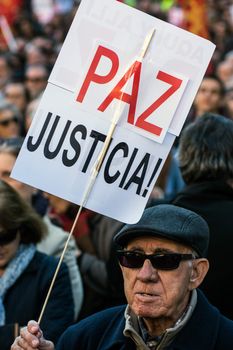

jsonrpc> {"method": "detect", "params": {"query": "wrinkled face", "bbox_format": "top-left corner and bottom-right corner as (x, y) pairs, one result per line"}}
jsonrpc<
(121, 236), (194, 321)
(0, 232), (20, 273)
(194, 78), (222, 115)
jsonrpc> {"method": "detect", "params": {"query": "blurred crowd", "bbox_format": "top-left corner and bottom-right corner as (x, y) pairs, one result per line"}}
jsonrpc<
(0, 1), (233, 141)
(1, 0), (233, 349)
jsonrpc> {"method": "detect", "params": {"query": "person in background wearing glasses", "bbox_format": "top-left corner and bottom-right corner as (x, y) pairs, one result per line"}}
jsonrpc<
(11, 204), (233, 350)
(0, 100), (21, 139)
(3, 82), (31, 136)
(0, 180), (74, 350)
(24, 64), (48, 100)
(0, 140), (84, 321)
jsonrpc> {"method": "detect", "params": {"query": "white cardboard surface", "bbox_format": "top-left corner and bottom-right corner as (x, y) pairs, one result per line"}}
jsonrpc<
(11, 0), (215, 223)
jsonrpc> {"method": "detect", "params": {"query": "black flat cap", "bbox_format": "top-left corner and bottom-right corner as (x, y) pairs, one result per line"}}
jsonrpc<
(114, 204), (209, 257)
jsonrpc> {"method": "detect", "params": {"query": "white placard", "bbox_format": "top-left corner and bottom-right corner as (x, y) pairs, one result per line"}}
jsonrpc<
(49, 0), (215, 138)
(12, 84), (174, 223)
(11, 0), (215, 223)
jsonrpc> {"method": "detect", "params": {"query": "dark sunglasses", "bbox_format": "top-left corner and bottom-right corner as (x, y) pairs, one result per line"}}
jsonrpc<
(116, 250), (195, 270)
(0, 116), (19, 127)
(0, 229), (18, 245)
(26, 77), (46, 83)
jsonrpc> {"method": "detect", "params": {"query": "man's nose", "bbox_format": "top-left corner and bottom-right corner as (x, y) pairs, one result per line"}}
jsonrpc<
(137, 259), (159, 281)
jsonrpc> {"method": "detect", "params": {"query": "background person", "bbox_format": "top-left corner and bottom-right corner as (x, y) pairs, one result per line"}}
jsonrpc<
(0, 180), (74, 350)
(11, 205), (233, 350)
(183, 74), (225, 128)
(24, 64), (48, 100)
(3, 81), (30, 136)
(43, 193), (127, 320)
(0, 140), (84, 320)
(0, 101), (21, 139)
(163, 113), (233, 319)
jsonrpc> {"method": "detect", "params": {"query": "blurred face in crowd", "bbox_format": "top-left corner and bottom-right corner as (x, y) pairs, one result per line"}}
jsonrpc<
(0, 229), (20, 275)
(120, 236), (208, 335)
(0, 108), (20, 138)
(25, 97), (40, 132)
(194, 77), (223, 116)
(4, 82), (28, 113)
(0, 151), (34, 202)
(25, 65), (48, 99)
(0, 56), (11, 89)
(137, 0), (151, 12)
(25, 44), (46, 65)
(225, 88), (233, 119)
(216, 61), (233, 84)
(44, 193), (70, 214)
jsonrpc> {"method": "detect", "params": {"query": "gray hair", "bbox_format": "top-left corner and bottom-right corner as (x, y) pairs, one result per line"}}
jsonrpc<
(179, 113), (233, 184)
(0, 99), (21, 119)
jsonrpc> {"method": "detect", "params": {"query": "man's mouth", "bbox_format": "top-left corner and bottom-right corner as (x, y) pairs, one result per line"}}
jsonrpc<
(135, 292), (159, 300)
(140, 293), (155, 296)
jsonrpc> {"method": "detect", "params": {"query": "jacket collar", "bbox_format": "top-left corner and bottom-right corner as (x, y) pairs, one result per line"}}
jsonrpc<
(171, 289), (221, 350)
(97, 290), (221, 350)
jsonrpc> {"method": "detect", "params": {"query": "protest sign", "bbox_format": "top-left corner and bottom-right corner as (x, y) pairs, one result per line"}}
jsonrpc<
(0, 15), (18, 52)
(11, 0), (215, 223)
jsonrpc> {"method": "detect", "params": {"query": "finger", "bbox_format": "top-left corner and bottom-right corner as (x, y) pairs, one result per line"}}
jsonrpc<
(18, 335), (39, 349)
(10, 336), (24, 350)
(11, 336), (36, 350)
(27, 321), (42, 337)
(19, 328), (40, 348)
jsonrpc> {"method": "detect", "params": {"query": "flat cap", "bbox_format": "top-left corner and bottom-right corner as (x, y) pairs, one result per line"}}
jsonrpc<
(114, 204), (209, 257)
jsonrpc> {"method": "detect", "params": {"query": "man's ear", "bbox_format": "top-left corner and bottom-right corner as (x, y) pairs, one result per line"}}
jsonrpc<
(188, 258), (209, 290)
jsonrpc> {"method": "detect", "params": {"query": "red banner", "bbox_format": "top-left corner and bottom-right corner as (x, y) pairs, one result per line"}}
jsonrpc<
(0, 0), (22, 25)
(178, 0), (209, 39)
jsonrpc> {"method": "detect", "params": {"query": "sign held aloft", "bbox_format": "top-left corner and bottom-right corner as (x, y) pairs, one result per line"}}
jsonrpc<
(11, 0), (215, 223)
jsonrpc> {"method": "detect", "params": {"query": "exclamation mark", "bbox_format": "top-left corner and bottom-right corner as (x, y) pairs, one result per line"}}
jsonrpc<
(142, 158), (162, 197)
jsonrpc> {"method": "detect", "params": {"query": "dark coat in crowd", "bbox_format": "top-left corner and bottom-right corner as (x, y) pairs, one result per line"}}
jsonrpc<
(56, 289), (233, 350)
(166, 180), (233, 320)
(78, 215), (125, 320)
(0, 251), (74, 350)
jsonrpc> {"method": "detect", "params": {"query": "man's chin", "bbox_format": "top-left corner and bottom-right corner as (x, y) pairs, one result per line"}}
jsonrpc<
(132, 303), (162, 319)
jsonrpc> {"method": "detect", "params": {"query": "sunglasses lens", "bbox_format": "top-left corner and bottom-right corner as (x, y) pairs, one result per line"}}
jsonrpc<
(151, 254), (180, 270)
(0, 116), (18, 127)
(117, 251), (186, 270)
(118, 252), (144, 268)
(0, 229), (18, 245)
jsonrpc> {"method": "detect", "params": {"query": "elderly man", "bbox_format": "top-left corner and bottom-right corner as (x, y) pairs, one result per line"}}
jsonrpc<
(11, 204), (233, 350)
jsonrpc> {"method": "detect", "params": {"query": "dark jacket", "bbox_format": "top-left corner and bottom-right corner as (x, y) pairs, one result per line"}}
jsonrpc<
(0, 251), (74, 350)
(165, 180), (233, 319)
(56, 289), (233, 350)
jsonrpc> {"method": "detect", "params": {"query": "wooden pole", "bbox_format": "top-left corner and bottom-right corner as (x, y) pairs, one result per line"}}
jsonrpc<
(37, 28), (155, 325)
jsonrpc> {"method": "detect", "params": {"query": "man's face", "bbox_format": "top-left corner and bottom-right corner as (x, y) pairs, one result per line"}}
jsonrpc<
(25, 66), (47, 99)
(121, 236), (194, 321)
